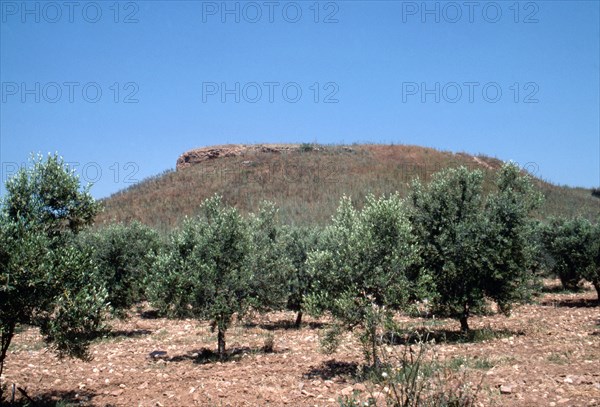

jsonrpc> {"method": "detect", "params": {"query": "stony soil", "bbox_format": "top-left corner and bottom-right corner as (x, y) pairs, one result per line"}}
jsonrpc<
(2, 282), (599, 406)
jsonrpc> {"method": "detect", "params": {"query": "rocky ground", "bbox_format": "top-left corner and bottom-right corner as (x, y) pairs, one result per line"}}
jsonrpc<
(2, 281), (599, 406)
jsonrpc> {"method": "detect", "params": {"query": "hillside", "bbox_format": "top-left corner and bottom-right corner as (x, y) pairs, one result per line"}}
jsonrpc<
(97, 144), (600, 232)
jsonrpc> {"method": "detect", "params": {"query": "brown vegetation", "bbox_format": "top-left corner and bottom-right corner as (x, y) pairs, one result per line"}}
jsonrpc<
(97, 144), (600, 232)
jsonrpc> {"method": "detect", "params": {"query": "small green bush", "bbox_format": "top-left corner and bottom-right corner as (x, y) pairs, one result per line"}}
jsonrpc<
(340, 339), (484, 407)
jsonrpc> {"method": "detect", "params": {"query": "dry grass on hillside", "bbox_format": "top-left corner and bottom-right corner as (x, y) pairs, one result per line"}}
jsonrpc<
(97, 144), (600, 232)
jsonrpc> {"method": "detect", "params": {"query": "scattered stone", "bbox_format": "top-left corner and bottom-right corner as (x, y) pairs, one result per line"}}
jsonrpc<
(149, 350), (168, 359)
(354, 383), (367, 392)
(301, 389), (315, 397)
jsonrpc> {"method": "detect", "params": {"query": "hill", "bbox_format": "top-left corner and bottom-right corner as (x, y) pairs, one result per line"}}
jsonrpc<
(97, 144), (600, 232)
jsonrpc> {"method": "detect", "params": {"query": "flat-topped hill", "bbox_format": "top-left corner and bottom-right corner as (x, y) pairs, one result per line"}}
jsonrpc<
(97, 144), (599, 232)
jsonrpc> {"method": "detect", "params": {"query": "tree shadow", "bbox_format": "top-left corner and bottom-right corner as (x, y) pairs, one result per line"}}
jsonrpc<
(382, 327), (524, 345)
(592, 319), (600, 336)
(540, 298), (599, 308)
(243, 319), (325, 331)
(303, 359), (359, 380)
(165, 345), (286, 365)
(1, 388), (101, 406)
(106, 329), (153, 338)
(540, 285), (585, 294)
(139, 309), (161, 319)
(92, 328), (152, 342)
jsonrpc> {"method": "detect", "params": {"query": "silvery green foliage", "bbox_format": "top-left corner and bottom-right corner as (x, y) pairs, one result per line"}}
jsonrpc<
(306, 194), (419, 366)
(410, 166), (486, 332)
(0, 154), (107, 399)
(542, 215), (599, 299)
(148, 195), (254, 356)
(78, 222), (162, 316)
(4, 154), (99, 240)
(37, 243), (108, 358)
(245, 202), (293, 312)
(282, 224), (323, 326)
(483, 163), (543, 312)
(589, 222), (600, 300)
(410, 164), (541, 331)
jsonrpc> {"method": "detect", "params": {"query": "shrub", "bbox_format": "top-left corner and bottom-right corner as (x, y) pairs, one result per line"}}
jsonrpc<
(340, 338), (484, 407)
(299, 143), (315, 152)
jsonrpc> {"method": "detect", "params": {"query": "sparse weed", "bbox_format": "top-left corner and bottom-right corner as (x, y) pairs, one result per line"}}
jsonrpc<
(154, 328), (169, 340)
(340, 339), (488, 407)
(547, 351), (572, 365)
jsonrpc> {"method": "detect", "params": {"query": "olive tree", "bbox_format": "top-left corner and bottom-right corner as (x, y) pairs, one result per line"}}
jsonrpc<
(282, 225), (323, 327)
(4, 154), (98, 240)
(588, 222), (600, 300)
(0, 154), (107, 399)
(410, 167), (487, 332)
(410, 164), (540, 332)
(306, 195), (419, 367)
(149, 196), (253, 357)
(542, 216), (599, 299)
(245, 202), (293, 313)
(78, 222), (162, 316)
(483, 164), (543, 312)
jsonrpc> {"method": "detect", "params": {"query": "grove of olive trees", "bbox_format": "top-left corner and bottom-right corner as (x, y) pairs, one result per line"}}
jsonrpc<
(1, 156), (598, 403)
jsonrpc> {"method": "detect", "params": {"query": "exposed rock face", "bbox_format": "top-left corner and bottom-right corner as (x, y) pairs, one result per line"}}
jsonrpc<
(176, 144), (303, 170)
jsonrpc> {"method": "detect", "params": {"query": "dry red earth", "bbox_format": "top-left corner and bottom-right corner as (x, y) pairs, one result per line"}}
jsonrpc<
(2, 282), (599, 406)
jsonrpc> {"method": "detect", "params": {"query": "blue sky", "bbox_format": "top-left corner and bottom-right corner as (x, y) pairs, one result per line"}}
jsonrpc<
(1, 0), (599, 198)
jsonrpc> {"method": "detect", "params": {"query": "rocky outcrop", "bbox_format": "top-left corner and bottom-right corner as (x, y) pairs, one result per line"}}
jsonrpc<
(176, 144), (304, 170)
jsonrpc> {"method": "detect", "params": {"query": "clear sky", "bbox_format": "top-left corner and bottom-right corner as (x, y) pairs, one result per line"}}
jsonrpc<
(1, 0), (599, 198)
